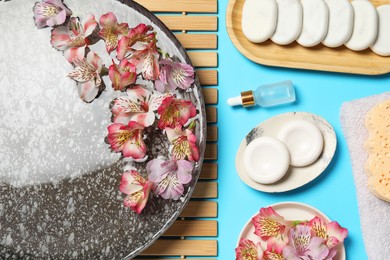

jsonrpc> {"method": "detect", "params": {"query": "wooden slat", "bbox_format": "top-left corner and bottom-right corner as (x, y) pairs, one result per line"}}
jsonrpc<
(188, 52), (218, 67)
(163, 220), (217, 237)
(204, 143), (217, 160)
(200, 162), (218, 180)
(206, 106), (217, 123)
(197, 70), (218, 86)
(176, 34), (217, 49)
(203, 88), (218, 104)
(192, 182), (218, 198)
(141, 239), (217, 256)
(135, 0), (217, 13)
(158, 16), (217, 31)
(206, 125), (218, 142)
(180, 201), (217, 218)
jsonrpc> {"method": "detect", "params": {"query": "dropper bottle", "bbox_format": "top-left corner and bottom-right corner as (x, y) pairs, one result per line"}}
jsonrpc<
(227, 80), (296, 107)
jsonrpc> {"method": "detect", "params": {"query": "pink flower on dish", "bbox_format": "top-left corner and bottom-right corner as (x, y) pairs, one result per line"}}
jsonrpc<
(68, 51), (104, 102)
(252, 207), (289, 242)
(155, 59), (195, 92)
(33, 0), (72, 28)
(116, 23), (156, 60)
(111, 85), (166, 127)
(108, 59), (137, 91)
(99, 12), (129, 53)
(235, 239), (263, 260)
(157, 96), (197, 129)
(309, 216), (348, 249)
(50, 15), (98, 63)
(263, 238), (286, 260)
(107, 121), (146, 159)
(282, 225), (329, 260)
(126, 43), (160, 80)
(146, 158), (193, 200)
(166, 127), (199, 162)
(119, 170), (151, 214)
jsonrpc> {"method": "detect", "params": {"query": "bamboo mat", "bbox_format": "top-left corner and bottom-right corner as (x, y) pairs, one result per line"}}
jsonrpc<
(133, 0), (218, 259)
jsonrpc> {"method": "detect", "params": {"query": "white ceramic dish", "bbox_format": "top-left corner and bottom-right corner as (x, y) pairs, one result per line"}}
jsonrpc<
(236, 112), (337, 193)
(236, 202), (346, 260)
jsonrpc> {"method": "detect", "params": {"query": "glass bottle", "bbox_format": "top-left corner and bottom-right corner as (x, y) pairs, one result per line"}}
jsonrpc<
(227, 80), (296, 107)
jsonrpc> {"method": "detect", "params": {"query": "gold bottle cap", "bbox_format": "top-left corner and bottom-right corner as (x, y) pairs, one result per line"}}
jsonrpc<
(241, 90), (255, 107)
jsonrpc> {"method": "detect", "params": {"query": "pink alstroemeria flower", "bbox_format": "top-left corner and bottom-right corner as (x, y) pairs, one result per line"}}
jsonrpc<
(119, 170), (151, 214)
(252, 207), (290, 242)
(283, 225), (330, 260)
(155, 59), (195, 92)
(309, 216), (348, 250)
(146, 158), (193, 200)
(166, 127), (199, 162)
(99, 12), (129, 53)
(33, 0), (72, 28)
(51, 15), (98, 63)
(235, 239), (263, 260)
(157, 96), (197, 129)
(111, 85), (165, 126)
(126, 43), (160, 81)
(68, 51), (104, 102)
(116, 23), (156, 60)
(263, 238), (286, 260)
(108, 59), (137, 91)
(107, 121), (146, 159)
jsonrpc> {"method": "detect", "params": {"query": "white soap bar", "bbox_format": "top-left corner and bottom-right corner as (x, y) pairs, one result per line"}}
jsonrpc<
(241, 0), (278, 43)
(345, 0), (378, 51)
(243, 137), (290, 184)
(297, 0), (329, 47)
(271, 0), (303, 45)
(323, 0), (354, 48)
(277, 120), (323, 167)
(371, 5), (390, 56)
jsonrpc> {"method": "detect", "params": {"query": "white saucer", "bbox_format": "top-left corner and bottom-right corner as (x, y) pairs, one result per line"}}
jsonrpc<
(236, 202), (346, 260)
(236, 112), (337, 193)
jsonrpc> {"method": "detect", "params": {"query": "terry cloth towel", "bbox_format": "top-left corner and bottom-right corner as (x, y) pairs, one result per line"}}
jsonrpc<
(340, 92), (390, 260)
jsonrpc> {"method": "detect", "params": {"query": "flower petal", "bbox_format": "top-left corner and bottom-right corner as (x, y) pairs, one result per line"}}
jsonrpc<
(78, 80), (99, 103)
(306, 237), (329, 260)
(63, 46), (85, 63)
(252, 206), (288, 241)
(119, 171), (143, 195)
(326, 221), (348, 248)
(176, 160), (193, 184)
(99, 12), (118, 28)
(235, 239), (263, 260)
(82, 14), (98, 36)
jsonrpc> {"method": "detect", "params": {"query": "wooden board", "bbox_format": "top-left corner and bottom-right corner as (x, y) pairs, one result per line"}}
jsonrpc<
(226, 0), (390, 75)
(133, 1), (219, 258)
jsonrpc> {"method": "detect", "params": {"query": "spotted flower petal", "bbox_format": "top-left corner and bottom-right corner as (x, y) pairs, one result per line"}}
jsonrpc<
(283, 225), (329, 260)
(146, 159), (194, 200)
(107, 121), (146, 159)
(309, 216), (348, 249)
(157, 96), (197, 129)
(263, 238), (286, 260)
(68, 51), (104, 102)
(108, 59), (136, 91)
(99, 12), (129, 53)
(33, 0), (72, 29)
(116, 23), (155, 59)
(252, 207), (289, 242)
(127, 46), (160, 80)
(51, 15), (98, 63)
(67, 51), (104, 102)
(235, 239), (263, 260)
(166, 127), (199, 162)
(155, 59), (195, 92)
(111, 85), (165, 126)
(120, 170), (151, 214)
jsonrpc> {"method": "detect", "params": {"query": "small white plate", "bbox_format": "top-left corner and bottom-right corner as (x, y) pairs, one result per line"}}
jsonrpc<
(236, 112), (337, 192)
(237, 202), (346, 260)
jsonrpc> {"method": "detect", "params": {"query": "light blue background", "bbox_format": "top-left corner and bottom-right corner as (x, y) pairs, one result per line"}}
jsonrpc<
(217, 0), (390, 259)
